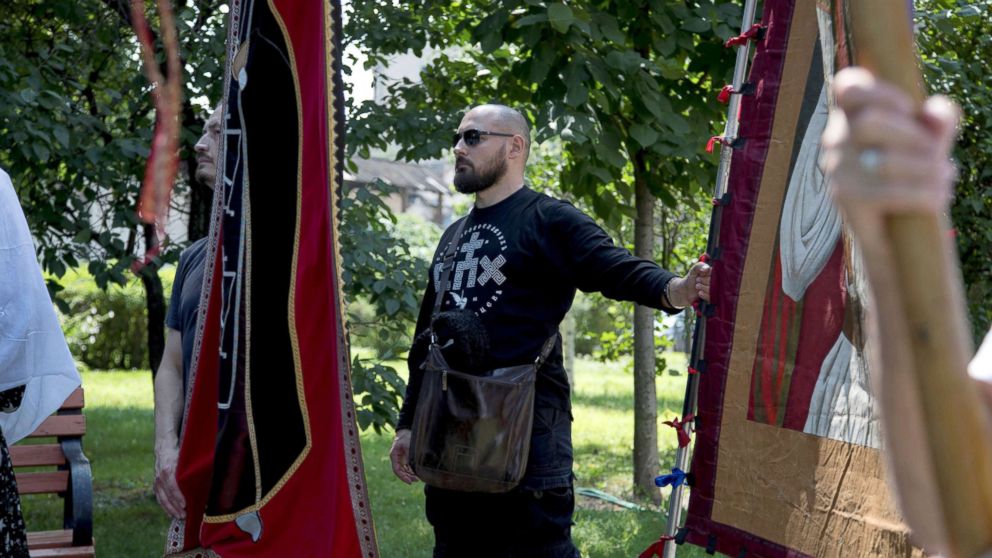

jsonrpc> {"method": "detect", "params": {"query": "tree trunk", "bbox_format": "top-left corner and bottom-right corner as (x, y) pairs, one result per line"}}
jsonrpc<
(562, 310), (576, 388)
(187, 178), (212, 241)
(141, 223), (167, 376)
(632, 152), (660, 504)
(183, 101), (212, 242)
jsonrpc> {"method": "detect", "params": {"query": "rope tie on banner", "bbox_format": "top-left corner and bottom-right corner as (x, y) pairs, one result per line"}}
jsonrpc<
(717, 82), (756, 104)
(693, 300), (716, 318)
(711, 192), (733, 206)
(688, 360), (707, 375)
(655, 467), (688, 488)
(724, 23), (766, 48)
(663, 414), (696, 447)
(706, 136), (726, 153)
(638, 535), (676, 558)
(706, 135), (745, 154)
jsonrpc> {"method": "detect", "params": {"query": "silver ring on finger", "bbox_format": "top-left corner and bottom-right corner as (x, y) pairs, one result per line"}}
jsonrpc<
(858, 148), (884, 175)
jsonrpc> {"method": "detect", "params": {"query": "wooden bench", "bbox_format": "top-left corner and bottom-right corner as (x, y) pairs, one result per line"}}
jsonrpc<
(12, 387), (94, 558)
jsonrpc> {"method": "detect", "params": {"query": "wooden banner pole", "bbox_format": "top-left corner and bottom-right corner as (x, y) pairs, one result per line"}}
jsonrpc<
(849, 3), (992, 556)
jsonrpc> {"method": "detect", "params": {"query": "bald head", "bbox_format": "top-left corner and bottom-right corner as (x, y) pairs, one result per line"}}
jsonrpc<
(466, 104), (531, 161)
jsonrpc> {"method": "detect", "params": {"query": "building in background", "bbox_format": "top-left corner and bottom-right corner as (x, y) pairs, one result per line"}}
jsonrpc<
(348, 42), (459, 226)
(344, 157), (451, 226)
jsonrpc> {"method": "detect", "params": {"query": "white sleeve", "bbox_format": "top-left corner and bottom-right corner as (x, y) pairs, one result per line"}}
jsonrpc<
(0, 169), (81, 444)
(968, 330), (992, 384)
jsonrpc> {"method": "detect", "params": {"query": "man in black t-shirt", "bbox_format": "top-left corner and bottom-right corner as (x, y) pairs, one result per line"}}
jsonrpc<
(152, 104), (222, 520)
(390, 104), (711, 557)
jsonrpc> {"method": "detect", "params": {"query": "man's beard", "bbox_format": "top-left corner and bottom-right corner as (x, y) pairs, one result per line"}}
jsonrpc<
(195, 163), (215, 186)
(453, 151), (507, 194)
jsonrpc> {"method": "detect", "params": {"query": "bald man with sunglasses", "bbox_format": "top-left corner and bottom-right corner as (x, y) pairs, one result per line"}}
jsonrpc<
(390, 104), (710, 558)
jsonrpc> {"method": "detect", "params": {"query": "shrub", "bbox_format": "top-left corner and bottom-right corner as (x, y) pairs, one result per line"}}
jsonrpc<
(57, 267), (175, 370)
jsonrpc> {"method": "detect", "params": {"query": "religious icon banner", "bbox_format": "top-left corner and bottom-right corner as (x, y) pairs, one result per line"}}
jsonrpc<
(682, 1), (922, 556)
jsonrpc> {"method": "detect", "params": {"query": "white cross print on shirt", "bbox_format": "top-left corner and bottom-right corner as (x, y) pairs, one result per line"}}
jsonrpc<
(452, 232), (485, 290)
(478, 254), (506, 286)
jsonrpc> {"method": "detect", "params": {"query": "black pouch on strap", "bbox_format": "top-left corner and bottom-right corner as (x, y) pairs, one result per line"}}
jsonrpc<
(410, 335), (555, 493)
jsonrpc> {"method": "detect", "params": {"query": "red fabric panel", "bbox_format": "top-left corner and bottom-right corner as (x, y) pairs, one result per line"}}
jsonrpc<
(195, 1), (366, 556)
(684, 1), (811, 556)
(174, 241), (223, 551)
(746, 241), (845, 429)
(781, 241), (846, 429)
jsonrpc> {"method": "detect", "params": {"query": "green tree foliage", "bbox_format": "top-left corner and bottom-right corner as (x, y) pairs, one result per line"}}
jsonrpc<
(59, 268), (176, 370)
(0, 0), (225, 287)
(347, 0), (738, 220)
(916, 0), (992, 342)
(0, 0), (227, 371)
(340, 180), (438, 433)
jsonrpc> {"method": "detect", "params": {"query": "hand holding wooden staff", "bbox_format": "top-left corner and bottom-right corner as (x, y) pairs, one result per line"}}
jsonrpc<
(823, 66), (992, 558)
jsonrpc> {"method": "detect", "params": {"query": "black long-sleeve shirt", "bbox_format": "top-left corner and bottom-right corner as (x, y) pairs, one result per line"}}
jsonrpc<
(397, 186), (678, 431)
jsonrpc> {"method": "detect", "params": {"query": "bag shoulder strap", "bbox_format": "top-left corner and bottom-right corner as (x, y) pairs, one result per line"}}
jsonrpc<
(432, 214), (470, 317)
(534, 334), (558, 366)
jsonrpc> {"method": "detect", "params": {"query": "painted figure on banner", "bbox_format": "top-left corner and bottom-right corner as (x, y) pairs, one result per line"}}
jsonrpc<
(747, 13), (880, 449)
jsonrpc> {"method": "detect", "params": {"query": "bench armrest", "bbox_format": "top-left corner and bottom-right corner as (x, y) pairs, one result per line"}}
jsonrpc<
(59, 437), (92, 546)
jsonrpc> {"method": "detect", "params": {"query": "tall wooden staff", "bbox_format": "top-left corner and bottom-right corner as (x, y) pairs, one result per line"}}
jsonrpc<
(848, 2), (992, 556)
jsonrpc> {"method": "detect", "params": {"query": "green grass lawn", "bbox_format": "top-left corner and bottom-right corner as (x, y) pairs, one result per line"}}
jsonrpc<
(20, 356), (706, 557)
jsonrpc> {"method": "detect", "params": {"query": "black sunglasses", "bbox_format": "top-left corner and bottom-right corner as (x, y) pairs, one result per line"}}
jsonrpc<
(452, 129), (515, 148)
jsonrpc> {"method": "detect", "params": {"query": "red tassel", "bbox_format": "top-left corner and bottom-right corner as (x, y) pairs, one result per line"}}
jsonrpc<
(130, 244), (162, 274)
(706, 136), (723, 154)
(699, 253), (710, 264)
(718, 84), (734, 104)
(688, 367), (700, 375)
(663, 414), (696, 447)
(724, 23), (765, 48)
(639, 536), (676, 558)
(130, 0), (183, 273)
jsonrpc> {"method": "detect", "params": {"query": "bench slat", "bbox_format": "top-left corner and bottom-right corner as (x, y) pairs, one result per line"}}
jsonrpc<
(26, 529), (95, 557)
(10, 445), (66, 467)
(25, 416), (85, 438)
(28, 529), (95, 558)
(15, 471), (68, 494)
(29, 546), (95, 558)
(26, 529), (73, 549)
(59, 388), (85, 410)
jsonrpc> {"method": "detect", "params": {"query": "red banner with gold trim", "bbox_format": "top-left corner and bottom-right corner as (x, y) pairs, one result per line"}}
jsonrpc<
(166, 1), (377, 556)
